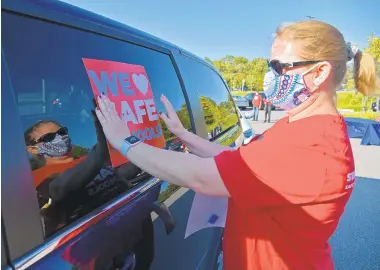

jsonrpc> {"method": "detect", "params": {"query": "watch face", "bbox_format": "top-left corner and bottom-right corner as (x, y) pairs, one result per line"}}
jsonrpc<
(125, 136), (140, 144)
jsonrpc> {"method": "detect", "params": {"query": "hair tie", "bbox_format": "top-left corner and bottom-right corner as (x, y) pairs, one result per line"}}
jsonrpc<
(346, 42), (360, 61)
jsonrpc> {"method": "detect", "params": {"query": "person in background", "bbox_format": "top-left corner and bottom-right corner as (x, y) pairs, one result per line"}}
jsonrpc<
(252, 91), (263, 121)
(264, 97), (273, 123)
(95, 20), (378, 270)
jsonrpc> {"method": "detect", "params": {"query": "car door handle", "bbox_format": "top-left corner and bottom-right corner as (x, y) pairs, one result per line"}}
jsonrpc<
(119, 252), (136, 270)
(105, 252), (136, 270)
(152, 201), (176, 234)
(116, 252), (136, 270)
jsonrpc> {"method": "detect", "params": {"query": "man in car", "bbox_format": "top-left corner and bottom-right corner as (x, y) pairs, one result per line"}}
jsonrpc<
(252, 91), (262, 121)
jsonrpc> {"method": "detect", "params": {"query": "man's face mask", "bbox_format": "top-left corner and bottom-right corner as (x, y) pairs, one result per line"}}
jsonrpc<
(36, 127), (72, 158)
(263, 60), (321, 111)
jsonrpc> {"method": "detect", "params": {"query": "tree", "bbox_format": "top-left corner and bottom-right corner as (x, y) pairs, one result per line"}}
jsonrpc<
(250, 58), (268, 91)
(160, 103), (191, 141)
(345, 64), (355, 90)
(365, 35), (380, 63)
(207, 55), (268, 91)
(245, 75), (257, 90)
(200, 96), (220, 128)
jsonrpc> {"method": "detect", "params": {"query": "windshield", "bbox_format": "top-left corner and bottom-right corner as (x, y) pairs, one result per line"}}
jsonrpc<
(233, 95), (245, 101)
(245, 93), (253, 100)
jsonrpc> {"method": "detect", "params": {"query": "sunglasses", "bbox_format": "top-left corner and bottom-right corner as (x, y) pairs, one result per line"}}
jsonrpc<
(268, 60), (321, 75)
(36, 127), (68, 144)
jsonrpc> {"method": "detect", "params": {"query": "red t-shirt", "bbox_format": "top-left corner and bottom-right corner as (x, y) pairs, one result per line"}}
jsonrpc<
(214, 115), (355, 270)
(253, 94), (263, 107)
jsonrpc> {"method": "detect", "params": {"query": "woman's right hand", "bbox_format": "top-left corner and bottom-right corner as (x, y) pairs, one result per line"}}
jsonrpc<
(159, 94), (187, 137)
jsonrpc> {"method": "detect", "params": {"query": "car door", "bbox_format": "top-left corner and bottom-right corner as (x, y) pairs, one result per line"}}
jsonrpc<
(2, 9), (193, 270)
(171, 53), (244, 270)
(1, 204), (12, 270)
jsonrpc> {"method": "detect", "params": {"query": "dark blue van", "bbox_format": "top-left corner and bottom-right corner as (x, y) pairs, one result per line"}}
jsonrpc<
(1, 1), (247, 269)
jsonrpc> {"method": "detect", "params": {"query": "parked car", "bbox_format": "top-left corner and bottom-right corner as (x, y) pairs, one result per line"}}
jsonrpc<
(233, 92), (276, 111)
(1, 1), (245, 270)
(236, 108), (255, 144)
(241, 108), (255, 119)
(371, 99), (380, 112)
(232, 95), (249, 109)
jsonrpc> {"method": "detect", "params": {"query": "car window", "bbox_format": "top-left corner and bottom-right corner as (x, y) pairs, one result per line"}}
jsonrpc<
(174, 56), (239, 139)
(245, 93), (254, 100)
(2, 12), (191, 238)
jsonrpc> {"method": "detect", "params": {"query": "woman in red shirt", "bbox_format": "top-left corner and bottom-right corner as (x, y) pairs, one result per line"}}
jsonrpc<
(95, 20), (379, 270)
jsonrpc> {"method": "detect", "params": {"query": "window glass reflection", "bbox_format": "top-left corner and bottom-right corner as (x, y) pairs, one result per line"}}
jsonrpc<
(3, 13), (191, 237)
(174, 57), (239, 139)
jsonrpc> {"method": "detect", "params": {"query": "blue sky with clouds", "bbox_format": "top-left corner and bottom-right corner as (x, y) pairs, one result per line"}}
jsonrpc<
(61, 0), (379, 60)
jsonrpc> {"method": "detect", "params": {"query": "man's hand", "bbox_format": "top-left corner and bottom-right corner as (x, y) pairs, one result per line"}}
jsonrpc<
(95, 94), (131, 151)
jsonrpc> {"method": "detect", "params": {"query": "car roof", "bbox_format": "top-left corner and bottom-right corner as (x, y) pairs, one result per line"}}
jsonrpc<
(2, 0), (220, 75)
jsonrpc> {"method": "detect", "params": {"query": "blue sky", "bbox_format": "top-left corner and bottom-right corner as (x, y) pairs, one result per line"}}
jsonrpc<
(61, 0), (379, 60)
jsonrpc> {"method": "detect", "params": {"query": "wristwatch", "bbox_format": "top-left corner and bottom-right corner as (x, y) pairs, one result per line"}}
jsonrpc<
(120, 135), (141, 157)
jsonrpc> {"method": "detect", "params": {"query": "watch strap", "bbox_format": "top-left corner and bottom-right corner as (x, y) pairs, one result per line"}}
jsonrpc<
(120, 136), (140, 157)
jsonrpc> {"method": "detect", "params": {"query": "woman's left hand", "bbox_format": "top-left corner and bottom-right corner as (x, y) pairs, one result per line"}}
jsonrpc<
(95, 94), (131, 151)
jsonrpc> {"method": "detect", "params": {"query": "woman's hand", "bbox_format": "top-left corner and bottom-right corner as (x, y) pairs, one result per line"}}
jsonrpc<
(95, 94), (131, 151)
(159, 94), (187, 137)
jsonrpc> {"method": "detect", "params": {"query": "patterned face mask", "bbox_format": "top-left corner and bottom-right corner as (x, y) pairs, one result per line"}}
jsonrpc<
(263, 65), (318, 111)
(37, 134), (72, 158)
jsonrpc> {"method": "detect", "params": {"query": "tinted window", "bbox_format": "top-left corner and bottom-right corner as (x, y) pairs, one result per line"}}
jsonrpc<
(2, 13), (190, 237)
(175, 56), (239, 139)
(245, 93), (254, 100)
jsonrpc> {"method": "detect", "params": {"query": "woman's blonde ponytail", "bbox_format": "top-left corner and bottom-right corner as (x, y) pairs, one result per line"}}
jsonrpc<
(353, 51), (379, 96)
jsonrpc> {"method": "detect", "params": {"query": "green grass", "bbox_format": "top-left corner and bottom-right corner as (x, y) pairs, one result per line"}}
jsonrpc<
(337, 91), (380, 120)
(341, 111), (379, 120)
(336, 91), (377, 112)
(231, 91), (253, 97)
(222, 114), (239, 129)
(158, 184), (180, 202)
(206, 122), (219, 132)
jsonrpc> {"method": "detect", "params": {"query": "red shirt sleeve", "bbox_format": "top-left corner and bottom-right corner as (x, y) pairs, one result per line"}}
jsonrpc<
(214, 140), (326, 209)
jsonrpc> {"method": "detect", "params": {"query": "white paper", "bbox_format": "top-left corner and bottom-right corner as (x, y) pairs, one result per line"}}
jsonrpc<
(184, 192), (228, 238)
